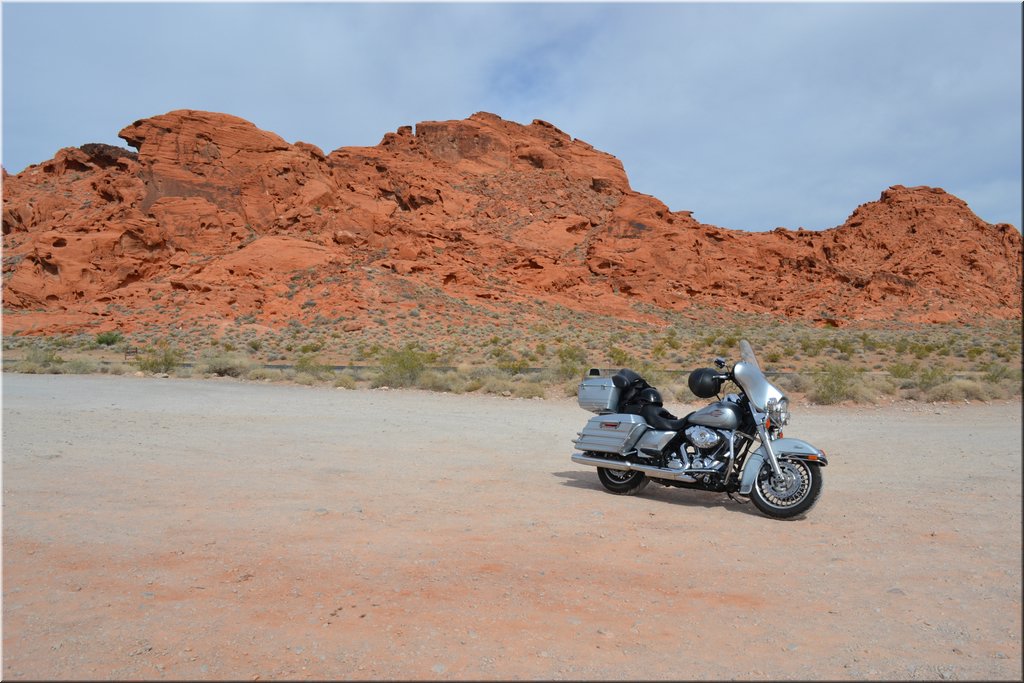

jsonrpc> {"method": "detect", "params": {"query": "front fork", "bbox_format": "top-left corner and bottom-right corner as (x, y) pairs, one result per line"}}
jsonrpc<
(756, 421), (785, 478)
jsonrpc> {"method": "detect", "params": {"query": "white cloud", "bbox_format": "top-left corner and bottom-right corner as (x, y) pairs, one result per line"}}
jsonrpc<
(2, 2), (1019, 231)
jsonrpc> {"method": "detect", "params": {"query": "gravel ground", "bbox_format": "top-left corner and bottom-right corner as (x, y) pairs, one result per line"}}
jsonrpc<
(2, 373), (1021, 680)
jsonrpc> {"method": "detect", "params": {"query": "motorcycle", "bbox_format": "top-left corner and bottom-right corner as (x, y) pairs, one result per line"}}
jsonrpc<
(570, 339), (827, 519)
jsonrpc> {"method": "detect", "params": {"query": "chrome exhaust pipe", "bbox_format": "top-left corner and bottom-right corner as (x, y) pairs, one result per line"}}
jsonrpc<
(571, 452), (698, 483)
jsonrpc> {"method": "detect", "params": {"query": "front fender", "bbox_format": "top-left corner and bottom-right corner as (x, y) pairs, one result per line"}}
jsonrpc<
(739, 437), (828, 495)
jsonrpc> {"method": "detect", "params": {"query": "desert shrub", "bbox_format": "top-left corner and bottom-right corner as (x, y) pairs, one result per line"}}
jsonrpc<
(13, 347), (63, 373)
(607, 346), (632, 368)
(62, 359), (97, 374)
(980, 361), (1012, 383)
(99, 362), (132, 375)
(11, 361), (45, 374)
(665, 374), (711, 403)
(719, 332), (741, 349)
(831, 338), (856, 355)
(888, 361), (919, 380)
(820, 368), (892, 404)
(332, 372), (358, 390)
(656, 383), (677, 403)
(495, 354), (530, 375)
(246, 367), (286, 382)
(294, 353), (333, 380)
(198, 352), (254, 378)
(858, 332), (878, 351)
(26, 346), (64, 367)
(512, 381), (546, 399)
(468, 367), (545, 397)
(137, 340), (185, 374)
(773, 372), (812, 395)
(810, 363), (861, 404)
(477, 372), (515, 396)
(915, 366), (950, 391)
(662, 328), (682, 350)
(415, 370), (467, 393)
(863, 373), (899, 400)
(799, 337), (827, 357)
(555, 344), (588, 380)
(373, 343), (436, 387)
(456, 368), (487, 393)
(95, 331), (124, 346)
(560, 379), (581, 397)
(920, 378), (995, 403)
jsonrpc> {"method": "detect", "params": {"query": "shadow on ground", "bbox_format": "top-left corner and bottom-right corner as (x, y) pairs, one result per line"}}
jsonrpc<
(551, 469), (764, 517)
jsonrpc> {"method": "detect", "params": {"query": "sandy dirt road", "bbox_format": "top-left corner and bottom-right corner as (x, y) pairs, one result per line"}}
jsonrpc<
(2, 374), (1021, 680)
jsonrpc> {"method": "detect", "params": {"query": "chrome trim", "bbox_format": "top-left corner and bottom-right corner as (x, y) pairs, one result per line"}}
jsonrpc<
(722, 431), (737, 483)
(571, 452), (699, 483)
(756, 419), (784, 478)
(778, 452), (829, 466)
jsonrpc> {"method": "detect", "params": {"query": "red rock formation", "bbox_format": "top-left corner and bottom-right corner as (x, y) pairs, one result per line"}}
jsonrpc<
(3, 109), (1021, 336)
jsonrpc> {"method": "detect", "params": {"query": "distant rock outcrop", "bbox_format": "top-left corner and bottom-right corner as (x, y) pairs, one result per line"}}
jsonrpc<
(2, 109), (1020, 335)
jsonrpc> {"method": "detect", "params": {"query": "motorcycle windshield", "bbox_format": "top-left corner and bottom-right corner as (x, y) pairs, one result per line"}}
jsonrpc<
(734, 340), (785, 411)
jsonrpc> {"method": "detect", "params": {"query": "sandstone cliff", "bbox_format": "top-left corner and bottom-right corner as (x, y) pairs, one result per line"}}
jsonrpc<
(3, 110), (1021, 335)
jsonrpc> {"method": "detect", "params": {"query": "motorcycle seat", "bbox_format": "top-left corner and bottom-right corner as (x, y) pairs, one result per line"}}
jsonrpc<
(640, 405), (689, 432)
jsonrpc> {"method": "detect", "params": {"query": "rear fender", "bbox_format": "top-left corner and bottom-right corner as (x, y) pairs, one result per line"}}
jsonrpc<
(739, 437), (827, 495)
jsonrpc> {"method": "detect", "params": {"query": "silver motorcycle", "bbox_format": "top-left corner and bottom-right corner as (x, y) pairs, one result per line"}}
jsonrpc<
(570, 339), (827, 519)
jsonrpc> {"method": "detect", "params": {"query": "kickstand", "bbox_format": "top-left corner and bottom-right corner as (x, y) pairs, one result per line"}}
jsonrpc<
(727, 491), (750, 504)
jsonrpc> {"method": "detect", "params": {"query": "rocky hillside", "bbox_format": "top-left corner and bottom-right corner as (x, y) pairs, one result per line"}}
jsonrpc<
(2, 110), (1021, 337)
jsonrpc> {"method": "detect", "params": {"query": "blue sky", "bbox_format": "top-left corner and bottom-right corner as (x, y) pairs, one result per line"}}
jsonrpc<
(2, 1), (1021, 232)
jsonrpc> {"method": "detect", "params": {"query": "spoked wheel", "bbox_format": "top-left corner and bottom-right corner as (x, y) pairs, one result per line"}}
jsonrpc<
(597, 467), (649, 495)
(750, 459), (822, 519)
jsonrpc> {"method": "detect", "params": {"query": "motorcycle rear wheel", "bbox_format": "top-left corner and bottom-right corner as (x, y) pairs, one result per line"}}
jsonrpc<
(597, 467), (649, 495)
(750, 459), (822, 519)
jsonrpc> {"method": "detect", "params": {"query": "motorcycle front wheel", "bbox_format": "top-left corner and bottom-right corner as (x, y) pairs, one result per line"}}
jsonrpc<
(597, 467), (649, 495)
(750, 459), (822, 519)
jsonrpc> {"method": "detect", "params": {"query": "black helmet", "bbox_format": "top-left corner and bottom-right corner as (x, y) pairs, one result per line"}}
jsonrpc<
(638, 387), (663, 406)
(688, 368), (722, 399)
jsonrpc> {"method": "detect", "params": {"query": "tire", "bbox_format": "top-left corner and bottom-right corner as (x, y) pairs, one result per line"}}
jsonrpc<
(749, 459), (823, 519)
(597, 467), (649, 495)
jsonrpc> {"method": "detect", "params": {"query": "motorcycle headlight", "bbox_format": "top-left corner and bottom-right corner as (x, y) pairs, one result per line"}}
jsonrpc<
(767, 397), (790, 428)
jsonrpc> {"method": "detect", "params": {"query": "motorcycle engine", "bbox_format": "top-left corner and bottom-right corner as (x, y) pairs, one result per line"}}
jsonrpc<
(685, 425), (721, 450)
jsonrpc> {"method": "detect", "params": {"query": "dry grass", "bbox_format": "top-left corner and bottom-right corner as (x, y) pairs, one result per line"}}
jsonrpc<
(3, 313), (1020, 404)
